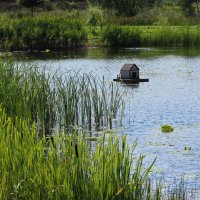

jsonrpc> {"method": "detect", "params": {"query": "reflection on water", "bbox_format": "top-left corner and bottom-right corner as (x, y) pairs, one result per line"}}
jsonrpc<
(9, 46), (200, 60)
(15, 47), (200, 189)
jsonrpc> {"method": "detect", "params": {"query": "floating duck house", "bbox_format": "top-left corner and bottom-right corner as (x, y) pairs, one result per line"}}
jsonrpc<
(120, 64), (139, 79)
(113, 64), (149, 84)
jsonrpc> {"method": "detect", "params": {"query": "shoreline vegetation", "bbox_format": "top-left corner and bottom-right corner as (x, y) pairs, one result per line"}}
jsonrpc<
(0, 0), (200, 198)
(2, 16), (200, 51)
(1, 8), (200, 51)
(0, 60), (197, 199)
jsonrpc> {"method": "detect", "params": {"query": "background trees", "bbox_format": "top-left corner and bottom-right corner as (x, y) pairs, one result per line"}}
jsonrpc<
(20, 0), (44, 16)
(179, 0), (200, 16)
(179, 0), (194, 16)
(88, 0), (157, 16)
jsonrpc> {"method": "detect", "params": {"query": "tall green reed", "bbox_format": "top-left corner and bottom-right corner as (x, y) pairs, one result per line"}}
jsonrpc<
(57, 73), (125, 132)
(0, 105), (157, 199)
(0, 61), (57, 136)
(102, 25), (200, 47)
(0, 102), (194, 199)
(0, 60), (125, 136)
(102, 26), (141, 47)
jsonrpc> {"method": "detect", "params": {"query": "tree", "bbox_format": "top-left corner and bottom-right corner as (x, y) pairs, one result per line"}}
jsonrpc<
(194, 0), (200, 14)
(179, 0), (195, 16)
(20, 0), (44, 16)
(88, 0), (157, 16)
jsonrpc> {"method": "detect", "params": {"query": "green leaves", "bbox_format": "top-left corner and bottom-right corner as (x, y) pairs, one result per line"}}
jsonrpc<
(88, 0), (157, 16)
(0, 17), (87, 51)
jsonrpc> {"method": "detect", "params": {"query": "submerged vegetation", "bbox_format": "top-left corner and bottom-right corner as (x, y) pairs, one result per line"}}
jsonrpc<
(161, 125), (174, 133)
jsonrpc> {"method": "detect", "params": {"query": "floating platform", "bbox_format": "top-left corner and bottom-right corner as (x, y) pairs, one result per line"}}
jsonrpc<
(113, 78), (149, 84)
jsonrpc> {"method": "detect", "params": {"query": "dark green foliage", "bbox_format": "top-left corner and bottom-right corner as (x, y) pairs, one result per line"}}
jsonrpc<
(102, 26), (141, 46)
(179, 0), (195, 16)
(0, 17), (87, 51)
(88, 0), (157, 16)
(20, 0), (44, 16)
(102, 26), (200, 47)
(20, 0), (44, 8)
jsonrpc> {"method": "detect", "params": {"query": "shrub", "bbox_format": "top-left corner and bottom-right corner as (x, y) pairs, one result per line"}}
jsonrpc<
(0, 17), (87, 51)
(102, 26), (141, 46)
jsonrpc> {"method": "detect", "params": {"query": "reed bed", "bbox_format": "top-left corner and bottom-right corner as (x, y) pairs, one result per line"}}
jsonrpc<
(102, 26), (200, 47)
(0, 61), (197, 199)
(0, 104), (196, 199)
(0, 105), (161, 200)
(57, 74), (125, 132)
(0, 60), (124, 136)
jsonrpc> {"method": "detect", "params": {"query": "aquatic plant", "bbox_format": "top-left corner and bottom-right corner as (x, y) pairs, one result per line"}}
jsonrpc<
(57, 73), (125, 132)
(161, 125), (174, 133)
(0, 105), (196, 199)
(0, 105), (158, 199)
(0, 60), (125, 136)
(102, 25), (200, 47)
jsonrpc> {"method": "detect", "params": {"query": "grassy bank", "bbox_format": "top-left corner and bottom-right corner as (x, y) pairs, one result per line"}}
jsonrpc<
(101, 26), (200, 47)
(1, 17), (200, 50)
(0, 16), (87, 51)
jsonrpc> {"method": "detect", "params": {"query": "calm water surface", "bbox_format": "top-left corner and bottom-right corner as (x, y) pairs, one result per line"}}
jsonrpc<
(20, 47), (200, 189)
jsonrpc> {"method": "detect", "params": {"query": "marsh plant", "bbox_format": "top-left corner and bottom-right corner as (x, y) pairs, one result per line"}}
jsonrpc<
(0, 105), (159, 200)
(0, 60), (125, 136)
(102, 26), (200, 47)
(0, 60), (197, 199)
(0, 105), (195, 200)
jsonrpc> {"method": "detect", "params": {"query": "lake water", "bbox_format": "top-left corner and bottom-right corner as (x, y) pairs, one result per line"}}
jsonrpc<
(18, 47), (200, 190)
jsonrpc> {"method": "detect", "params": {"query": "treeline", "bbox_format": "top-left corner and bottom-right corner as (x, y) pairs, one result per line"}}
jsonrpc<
(1, 0), (200, 17)
(88, 0), (200, 17)
(88, 0), (157, 16)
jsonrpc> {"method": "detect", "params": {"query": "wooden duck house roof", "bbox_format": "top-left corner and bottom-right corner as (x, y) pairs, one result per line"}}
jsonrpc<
(120, 64), (139, 71)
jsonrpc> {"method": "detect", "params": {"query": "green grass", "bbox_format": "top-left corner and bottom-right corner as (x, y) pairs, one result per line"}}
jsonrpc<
(101, 25), (200, 47)
(1, 11), (200, 50)
(0, 16), (87, 51)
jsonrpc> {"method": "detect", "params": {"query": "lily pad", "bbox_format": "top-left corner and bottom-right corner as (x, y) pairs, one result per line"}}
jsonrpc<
(161, 125), (174, 133)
